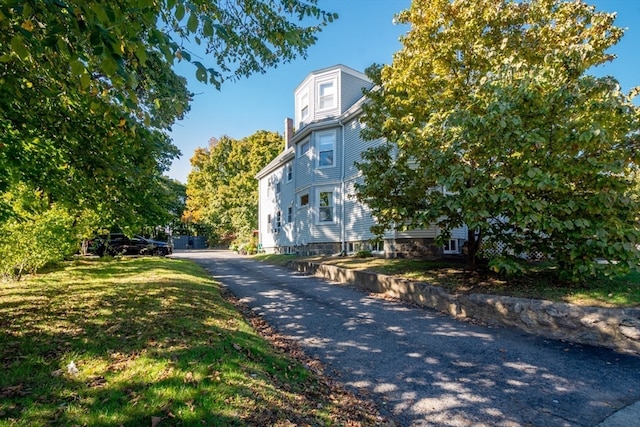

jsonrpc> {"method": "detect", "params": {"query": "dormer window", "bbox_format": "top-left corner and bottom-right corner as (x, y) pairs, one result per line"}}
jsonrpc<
(318, 80), (335, 110)
(300, 92), (309, 120)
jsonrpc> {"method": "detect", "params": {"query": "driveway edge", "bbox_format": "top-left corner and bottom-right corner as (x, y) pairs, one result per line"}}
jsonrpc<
(288, 260), (640, 356)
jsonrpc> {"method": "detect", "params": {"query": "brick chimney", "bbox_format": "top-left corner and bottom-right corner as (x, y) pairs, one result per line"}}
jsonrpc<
(284, 117), (294, 150)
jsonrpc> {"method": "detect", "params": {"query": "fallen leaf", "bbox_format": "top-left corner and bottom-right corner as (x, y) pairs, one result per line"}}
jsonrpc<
(151, 416), (163, 427)
(86, 376), (107, 388)
(0, 384), (26, 398)
(184, 371), (196, 384)
(232, 343), (242, 351)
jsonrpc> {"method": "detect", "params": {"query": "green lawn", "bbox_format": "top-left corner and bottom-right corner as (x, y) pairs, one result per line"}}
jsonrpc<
(0, 257), (380, 426)
(254, 254), (640, 308)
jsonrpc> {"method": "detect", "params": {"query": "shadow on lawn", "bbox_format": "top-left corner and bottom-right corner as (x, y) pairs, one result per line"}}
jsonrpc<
(0, 258), (342, 426)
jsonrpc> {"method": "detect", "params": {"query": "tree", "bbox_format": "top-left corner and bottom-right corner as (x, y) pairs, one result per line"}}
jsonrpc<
(1, 0), (335, 234)
(185, 131), (283, 247)
(1, 0), (336, 118)
(357, 0), (640, 279)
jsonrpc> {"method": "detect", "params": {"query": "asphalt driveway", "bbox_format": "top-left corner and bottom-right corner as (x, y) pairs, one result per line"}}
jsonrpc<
(172, 250), (640, 427)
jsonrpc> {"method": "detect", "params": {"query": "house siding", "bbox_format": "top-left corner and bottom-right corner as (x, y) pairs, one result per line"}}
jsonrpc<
(295, 191), (312, 246)
(256, 64), (469, 258)
(343, 117), (384, 180)
(257, 175), (276, 249)
(295, 137), (313, 189)
(344, 179), (377, 241)
(340, 72), (373, 115)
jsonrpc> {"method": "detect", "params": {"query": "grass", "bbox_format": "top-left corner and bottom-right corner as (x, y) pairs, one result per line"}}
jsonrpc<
(253, 254), (640, 308)
(0, 257), (382, 426)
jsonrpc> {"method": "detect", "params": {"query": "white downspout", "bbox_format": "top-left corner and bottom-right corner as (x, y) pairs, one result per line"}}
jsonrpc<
(339, 120), (346, 255)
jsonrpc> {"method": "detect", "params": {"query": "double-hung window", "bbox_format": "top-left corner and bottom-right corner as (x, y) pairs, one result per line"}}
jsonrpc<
(286, 163), (293, 182)
(318, 191), (334, 223)
(299, 139), (310, 157)
(287, 206), (293, 223)
(317, 131), (335, 167)
(300, 92), (309, 122)
(318, 80), (335, 110)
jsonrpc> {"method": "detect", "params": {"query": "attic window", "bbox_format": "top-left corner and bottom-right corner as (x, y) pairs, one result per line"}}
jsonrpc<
(300, 92), (309, 120)
(318, 81), (335, 110)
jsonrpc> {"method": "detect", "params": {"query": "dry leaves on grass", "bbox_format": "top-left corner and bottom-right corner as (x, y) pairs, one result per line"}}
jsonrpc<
(219, 288), (396, 427)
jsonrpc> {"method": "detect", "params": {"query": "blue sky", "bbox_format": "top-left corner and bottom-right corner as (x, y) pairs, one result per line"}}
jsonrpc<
(167, 0), (640, 183)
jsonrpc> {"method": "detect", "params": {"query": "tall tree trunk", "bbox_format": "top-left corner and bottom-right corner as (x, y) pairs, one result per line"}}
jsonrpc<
(467, 228), (481, 271)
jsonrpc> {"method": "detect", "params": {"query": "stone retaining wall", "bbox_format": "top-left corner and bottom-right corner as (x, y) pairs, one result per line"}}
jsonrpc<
(288, 260), (640, 356)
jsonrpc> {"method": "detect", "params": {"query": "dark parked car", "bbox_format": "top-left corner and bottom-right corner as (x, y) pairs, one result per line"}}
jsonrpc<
(93, 234), (173, 257)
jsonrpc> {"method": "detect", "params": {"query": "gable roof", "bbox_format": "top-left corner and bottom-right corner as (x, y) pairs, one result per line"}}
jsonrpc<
(294, 64), (370, 93)
(255, 147), (295, 180)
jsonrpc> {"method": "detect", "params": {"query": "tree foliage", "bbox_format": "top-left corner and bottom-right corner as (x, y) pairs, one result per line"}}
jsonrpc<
(0, 185), (77, 280)
(185, 131), (283, 246)
(357, 0), (640, 279)
(1, 0), (334, 244)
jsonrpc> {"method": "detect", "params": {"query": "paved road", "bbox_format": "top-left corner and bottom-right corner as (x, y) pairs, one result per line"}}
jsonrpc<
(172, 250), (640, 427)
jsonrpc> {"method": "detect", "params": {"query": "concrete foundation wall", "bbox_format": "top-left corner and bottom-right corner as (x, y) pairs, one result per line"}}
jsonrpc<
(294, 242), (343, 257)
(288, 260), (640, 356)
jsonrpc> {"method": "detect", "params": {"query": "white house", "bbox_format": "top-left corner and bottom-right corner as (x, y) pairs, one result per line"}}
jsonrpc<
(256, 64), (468, 257)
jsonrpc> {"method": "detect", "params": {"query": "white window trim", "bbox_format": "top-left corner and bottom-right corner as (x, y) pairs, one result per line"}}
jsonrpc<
(443, 239), (459, 254)
(317, 78), (337, 111)
(287, 206), (293, 223)
(371, 241), (384, 254)
(316, 130), (336, 169)
(316, 188), (335, 224)
(300, 91), (309, 122)
(285, 162), (293, 182)
(298, 138), (310, 158)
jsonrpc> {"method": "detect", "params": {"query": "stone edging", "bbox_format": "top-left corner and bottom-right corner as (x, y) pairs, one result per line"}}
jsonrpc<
(288, 260), (640, 356)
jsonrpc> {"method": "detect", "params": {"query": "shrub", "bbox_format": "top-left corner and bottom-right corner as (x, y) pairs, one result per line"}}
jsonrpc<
(354, 250), (373, 258)
(0, 205), (77, 280)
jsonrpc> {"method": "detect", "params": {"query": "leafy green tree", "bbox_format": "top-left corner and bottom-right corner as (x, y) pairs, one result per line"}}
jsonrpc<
(185, 131), (283, 246)
(1, 18), (190, 216)
(357, 0), (640, 279)
(1, 0), (335, 118)
(1, 0), (335, 246)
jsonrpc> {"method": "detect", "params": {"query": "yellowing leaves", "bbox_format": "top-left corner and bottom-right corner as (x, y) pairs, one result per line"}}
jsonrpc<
(358, 0), (640, 279)
(21, 20), (34, 32)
